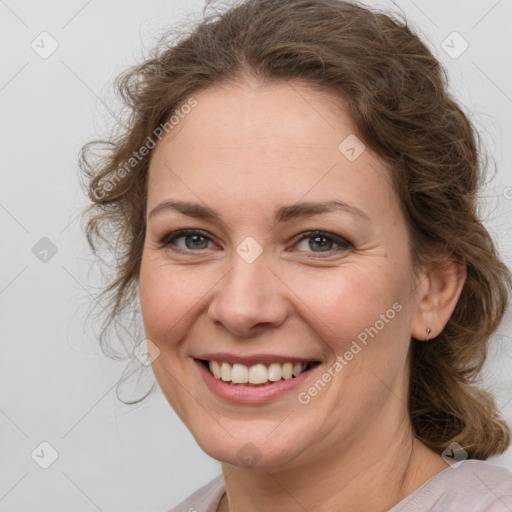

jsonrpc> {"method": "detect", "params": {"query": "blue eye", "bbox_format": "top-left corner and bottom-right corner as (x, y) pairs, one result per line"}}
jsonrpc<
(294, 231), (350, 254)
(159, 229), (352, 256)
(160, 229), (213, 251)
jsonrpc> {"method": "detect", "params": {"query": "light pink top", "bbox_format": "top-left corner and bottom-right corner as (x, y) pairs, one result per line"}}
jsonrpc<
(166, 460), (512, 511)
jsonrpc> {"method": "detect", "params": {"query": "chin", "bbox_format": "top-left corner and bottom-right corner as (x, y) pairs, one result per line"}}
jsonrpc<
(191, 426), (310, 470)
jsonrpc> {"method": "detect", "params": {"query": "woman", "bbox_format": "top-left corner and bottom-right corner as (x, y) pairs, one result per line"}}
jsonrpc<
(80, 0), (512, 510)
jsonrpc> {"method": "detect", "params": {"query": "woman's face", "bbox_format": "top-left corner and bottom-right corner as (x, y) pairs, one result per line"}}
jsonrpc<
(139, 79), (426, 469)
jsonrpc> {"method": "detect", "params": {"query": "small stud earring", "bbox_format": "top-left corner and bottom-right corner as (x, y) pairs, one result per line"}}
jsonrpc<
(425, 327), (431, 342)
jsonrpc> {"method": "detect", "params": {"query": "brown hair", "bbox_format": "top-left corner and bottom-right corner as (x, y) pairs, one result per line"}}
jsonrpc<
(79, 0), (512, 459)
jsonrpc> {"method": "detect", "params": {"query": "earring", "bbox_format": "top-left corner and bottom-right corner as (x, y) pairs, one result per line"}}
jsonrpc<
(425, 327), (431, 342)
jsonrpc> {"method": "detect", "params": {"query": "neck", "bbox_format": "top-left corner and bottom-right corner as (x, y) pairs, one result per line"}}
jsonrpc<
(218, 415), (446, 512)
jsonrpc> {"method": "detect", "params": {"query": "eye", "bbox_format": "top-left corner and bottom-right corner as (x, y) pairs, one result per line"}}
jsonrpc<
(159, 229), (352, 257)
(159, 229), (214, 251)
(291, 230), (352, 256)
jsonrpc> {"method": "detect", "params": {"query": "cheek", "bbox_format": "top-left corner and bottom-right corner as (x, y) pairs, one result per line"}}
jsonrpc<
(139, 252), (223, 348)
(139, 255), (191, 344)
(290, 266), (383, 326)
(289, 263), (409, 358)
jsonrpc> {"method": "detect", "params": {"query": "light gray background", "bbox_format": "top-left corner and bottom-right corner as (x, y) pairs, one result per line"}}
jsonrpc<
(1, 1), (512, 511)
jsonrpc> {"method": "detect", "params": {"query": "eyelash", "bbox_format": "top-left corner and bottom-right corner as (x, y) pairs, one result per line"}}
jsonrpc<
(158, 229), (352, 257)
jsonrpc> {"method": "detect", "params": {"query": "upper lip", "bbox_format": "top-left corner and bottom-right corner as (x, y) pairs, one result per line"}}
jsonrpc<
(194, 352), (321, 366)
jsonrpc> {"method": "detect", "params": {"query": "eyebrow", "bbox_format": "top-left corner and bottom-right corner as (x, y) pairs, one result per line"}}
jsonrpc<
(149, 199), (371, 224)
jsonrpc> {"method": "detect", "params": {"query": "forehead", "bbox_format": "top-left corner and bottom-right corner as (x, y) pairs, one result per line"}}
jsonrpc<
(147, 80), (396, 220)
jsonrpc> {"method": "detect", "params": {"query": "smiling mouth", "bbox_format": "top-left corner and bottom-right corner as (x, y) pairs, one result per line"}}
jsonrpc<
(197, 359), (321, 386)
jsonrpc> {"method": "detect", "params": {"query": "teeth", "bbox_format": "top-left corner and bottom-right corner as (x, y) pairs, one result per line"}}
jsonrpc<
(292, 362), (303, 377)
(248, 363), (268, 384)
(282, 362), (293, 379)
(220, 362), (231, 382)
(207, 360), (311, 384)
(268, 363), (282, 381)
(231, 363), (249, 383)
(210, 360), (221, 379)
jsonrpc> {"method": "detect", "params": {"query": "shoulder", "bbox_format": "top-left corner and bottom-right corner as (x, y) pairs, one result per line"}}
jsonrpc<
(391, 460), (512, 511)
(165, 474), (225, 512)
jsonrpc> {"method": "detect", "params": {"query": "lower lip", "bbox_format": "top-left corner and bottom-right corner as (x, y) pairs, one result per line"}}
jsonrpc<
(195, 359), (319, 405)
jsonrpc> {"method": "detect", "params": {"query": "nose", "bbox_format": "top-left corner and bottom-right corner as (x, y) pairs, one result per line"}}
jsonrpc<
(207, 252), (289, 337)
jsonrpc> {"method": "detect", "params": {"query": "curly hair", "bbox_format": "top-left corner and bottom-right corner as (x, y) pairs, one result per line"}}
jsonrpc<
(79, 0), (512, 459)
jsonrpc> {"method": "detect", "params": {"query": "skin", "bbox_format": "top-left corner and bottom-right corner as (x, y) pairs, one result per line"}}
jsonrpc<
(139, 78), (466, 512)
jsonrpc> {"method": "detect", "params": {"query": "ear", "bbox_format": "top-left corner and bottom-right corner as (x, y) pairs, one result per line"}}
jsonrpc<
(411, 247), (466, 341)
